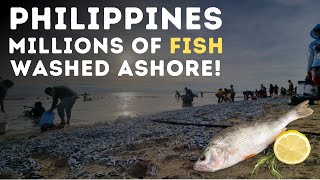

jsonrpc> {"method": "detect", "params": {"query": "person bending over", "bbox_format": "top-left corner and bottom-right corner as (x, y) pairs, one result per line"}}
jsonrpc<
(45, 86), (78, 126)
(184, 87), (194, 102)
(215, 88), (225, 103)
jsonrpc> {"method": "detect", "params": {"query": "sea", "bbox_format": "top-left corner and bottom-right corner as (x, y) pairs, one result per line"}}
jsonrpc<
(0, 91), (240, 135)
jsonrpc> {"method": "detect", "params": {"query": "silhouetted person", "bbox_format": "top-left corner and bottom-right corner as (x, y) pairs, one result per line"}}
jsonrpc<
(175, 90), (181, 98)
(45, 86), (78, 126)
(255, 89), (259, 98)
(281, 87), (287, 96)
(274, 85), (279, 95)
(223, 88), (231, 102)
(269, 84), (274, 97)
(184, 87), (194, 102)
(288, 80), (294, 95)
(260, 84), (267, 98)
(0, 80), (14, 113)
(230, 85), (235, 102)
(215, 88), (225, 103)
(200, 91), (203, 97)
(243, 91), (253, 100)
(29, 102), (46, 118)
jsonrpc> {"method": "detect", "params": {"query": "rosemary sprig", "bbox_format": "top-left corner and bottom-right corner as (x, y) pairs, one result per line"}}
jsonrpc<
(251, 152), (282, 179)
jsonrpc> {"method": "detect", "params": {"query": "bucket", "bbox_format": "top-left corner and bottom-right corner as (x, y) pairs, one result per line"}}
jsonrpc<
(0, 122), (8, 135)
(39, 111), (55, 128)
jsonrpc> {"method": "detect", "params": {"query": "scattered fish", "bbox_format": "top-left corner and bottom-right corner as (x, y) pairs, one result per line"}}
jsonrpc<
(0, 98), (290, 178)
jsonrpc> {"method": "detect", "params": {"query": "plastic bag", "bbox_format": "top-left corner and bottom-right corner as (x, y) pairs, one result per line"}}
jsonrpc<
(39, 111), (55, 128)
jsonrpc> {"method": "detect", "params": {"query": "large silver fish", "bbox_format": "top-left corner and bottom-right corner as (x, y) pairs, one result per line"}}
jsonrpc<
(194, 101), (313, 172)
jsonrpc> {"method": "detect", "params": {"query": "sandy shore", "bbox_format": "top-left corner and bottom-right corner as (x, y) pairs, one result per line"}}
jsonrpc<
(0, 98), (319, 179)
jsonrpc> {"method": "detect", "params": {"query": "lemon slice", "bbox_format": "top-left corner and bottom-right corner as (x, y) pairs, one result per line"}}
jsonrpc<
(273, 130), (311, 165)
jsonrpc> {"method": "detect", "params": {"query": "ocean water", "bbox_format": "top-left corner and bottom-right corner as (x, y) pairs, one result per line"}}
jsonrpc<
(0, 92), (238, 135)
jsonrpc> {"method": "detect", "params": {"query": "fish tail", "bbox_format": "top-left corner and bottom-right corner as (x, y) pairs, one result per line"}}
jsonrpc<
(293, 100), (314, 119)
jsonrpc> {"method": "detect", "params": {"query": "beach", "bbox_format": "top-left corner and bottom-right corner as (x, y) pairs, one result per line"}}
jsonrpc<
(0, 92), (231, 136)
(0, 97), (319, 179)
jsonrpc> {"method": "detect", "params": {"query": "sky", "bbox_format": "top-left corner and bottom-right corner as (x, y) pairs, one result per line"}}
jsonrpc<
(1, 0), (320, 95)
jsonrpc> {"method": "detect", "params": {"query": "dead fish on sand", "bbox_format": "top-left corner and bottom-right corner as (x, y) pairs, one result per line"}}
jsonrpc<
(194, 100), (313, 172)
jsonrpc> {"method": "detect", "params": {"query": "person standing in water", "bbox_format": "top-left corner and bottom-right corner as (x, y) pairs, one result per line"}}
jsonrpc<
(45, 86), (78, 126)
(0, 79), (14, 113)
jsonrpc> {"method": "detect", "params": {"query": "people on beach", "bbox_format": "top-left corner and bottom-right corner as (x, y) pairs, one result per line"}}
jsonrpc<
(83, 92), (92, 101)
(0, 79), (14, 114)
(175, 90), (181, 98)
(180, 87), (195, 105)
(274, 85), (279, 96)
(215, 88), (225, 103)
(288, 80), (294, 95)
(230, 85), (235, 102)
(184, 87), (194, 101)
(185, 87), (193, 96)
(223, 88), (231, 102)
(29, 102), (46, 118)
(260, 84), (267, 98)
(269, 84), (274, 97)
(200, 91), (203, 97)
(45, 86), (78, 126)
(243, 91), (253, 100)
(281, 87), (287, 96)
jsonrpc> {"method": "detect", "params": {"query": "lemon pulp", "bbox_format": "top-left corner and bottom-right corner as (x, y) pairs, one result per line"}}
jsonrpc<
(273, 130), (311, 165)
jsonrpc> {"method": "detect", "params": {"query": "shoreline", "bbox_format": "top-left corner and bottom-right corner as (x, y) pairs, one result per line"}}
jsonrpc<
(1, 97), (319, 179)
(2, 92), (244, 136)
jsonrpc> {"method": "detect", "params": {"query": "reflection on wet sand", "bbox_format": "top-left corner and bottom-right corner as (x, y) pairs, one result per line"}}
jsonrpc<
(2, 92), (227, 135)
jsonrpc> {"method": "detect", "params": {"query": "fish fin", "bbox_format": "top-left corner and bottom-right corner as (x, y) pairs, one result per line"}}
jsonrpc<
(293, 100), (314, 119)
(278, 128), (287, 136)
(243, 154), (257, 160)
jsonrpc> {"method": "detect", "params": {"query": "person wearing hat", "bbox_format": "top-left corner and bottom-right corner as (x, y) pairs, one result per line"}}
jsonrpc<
(0, 79), (14, 113)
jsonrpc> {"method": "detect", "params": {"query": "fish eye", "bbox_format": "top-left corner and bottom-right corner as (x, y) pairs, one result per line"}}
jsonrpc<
(199, 155), (206, 161)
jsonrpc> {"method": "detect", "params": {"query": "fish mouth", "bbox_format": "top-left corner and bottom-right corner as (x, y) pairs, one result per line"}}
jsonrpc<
(193, 163), (212, 172)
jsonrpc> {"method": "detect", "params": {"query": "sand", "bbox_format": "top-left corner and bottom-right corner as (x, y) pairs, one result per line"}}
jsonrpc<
(0, 98), (319, 179)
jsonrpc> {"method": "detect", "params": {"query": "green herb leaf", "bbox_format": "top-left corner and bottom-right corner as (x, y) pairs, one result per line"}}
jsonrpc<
(251, 152), (282, 179)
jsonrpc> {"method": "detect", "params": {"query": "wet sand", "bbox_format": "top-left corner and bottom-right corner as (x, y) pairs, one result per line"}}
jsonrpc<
(0, 98), (319, 179)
